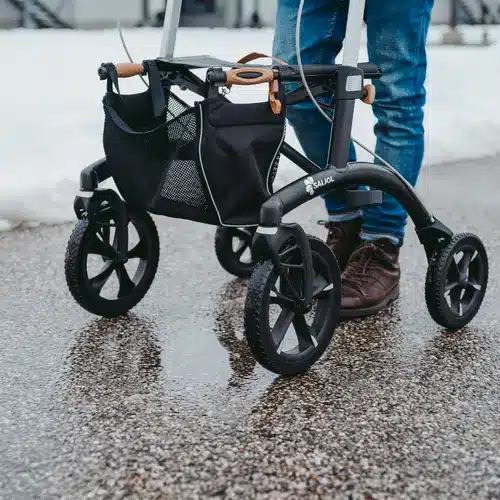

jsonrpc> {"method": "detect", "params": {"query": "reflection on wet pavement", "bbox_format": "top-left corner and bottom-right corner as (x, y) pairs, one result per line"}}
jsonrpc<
(1, 156), (500, 497)
(212, 279), (258, 387)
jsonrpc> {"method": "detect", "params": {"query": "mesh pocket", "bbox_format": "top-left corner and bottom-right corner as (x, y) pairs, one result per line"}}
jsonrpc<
(102, 88), (219, 225)
(151, 108), (218, 223)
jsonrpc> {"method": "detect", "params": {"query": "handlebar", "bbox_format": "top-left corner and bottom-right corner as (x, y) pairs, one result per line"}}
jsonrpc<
(96, 60), (378, 106)
(206, 62), (381, 86)
(225, 67), (276, 86)
(97, 61), (381, 86)
(98, 62), (145, 80)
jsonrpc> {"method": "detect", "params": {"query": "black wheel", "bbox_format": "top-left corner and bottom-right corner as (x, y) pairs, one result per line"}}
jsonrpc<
(244, 235), (341, 376)
(65, 206), (160, 318)
(425, 232), (488, 330)
(215, 226), (257, 278)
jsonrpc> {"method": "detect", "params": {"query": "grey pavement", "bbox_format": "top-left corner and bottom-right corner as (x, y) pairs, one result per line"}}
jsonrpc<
(1, 155), (500, 499)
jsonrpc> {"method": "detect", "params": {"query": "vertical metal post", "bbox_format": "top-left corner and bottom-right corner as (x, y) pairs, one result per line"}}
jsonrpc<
(328, 99), (356, 170)
(327, 0), (366, 169)
(159, 0), (183, 58)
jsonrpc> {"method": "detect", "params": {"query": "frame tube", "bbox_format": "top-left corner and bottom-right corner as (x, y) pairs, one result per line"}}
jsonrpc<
(280, 143), (321, 175)
(323, 0), (367, 170)
(159, 0), (183, 59)
(327, 98), (356, 169)
(261, 163), (434, 230)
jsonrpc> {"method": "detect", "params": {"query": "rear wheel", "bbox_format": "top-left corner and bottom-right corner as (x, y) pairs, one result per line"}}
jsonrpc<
(244, 236), (341, 376)
(215, 226), (257, 278)
(425, 233), (488, 330)
(65, 205), (160, 317)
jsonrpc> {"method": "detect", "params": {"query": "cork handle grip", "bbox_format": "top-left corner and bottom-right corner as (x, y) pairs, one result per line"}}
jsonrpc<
(361, 84), (375, 105)
(225, 67), (275, 86)
(115, 62), (146, 78)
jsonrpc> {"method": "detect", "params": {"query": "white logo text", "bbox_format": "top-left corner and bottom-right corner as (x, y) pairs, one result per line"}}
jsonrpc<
(304, 176), (334, 196)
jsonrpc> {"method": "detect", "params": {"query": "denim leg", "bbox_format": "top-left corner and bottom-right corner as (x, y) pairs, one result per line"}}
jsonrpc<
(273, 0), (361, 220)
(360, 0), (435, 244)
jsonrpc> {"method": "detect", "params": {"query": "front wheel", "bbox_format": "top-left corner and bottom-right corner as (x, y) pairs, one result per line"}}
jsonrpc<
(425, 232), (488, 330)
(65, 206), (160, 318)
(244, 236), (341, 376)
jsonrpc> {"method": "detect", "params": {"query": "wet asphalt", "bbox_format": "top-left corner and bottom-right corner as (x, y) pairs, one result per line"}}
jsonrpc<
(1, 155), (500, 499)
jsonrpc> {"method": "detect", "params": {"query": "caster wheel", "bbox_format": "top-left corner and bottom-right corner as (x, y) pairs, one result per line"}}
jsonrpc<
(65, 206), (160, 318)
(244, 235), (341, 376)
(425, 232), (488, 330)
(215, 226), (257, 278)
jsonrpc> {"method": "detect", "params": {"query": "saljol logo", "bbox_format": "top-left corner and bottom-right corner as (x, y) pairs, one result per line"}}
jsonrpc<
(304, 175), (334, 196)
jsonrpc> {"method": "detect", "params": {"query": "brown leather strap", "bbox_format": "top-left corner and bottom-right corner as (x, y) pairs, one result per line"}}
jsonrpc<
(235, 50), (302, 85)
(236, 51), (288, 66)
(228, 52), (287, 90)
(269, 79), (282, 115)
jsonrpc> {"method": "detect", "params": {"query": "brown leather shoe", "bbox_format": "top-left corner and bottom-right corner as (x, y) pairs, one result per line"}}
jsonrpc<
(318, 218), (362, 272)
(340, 238), (401, 318)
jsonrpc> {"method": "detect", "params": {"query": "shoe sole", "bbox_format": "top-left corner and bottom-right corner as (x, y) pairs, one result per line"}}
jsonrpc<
(340, 284), (400, 319)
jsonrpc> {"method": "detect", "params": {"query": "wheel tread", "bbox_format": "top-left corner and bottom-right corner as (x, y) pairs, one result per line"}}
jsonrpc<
(214, 227), (256, 278)
(244, 235), (341, 376)
(244, 260), (277, 373)
(65, 211), (160, 318)
(425, 232), (488, 329)
(65, 220), (91, 311)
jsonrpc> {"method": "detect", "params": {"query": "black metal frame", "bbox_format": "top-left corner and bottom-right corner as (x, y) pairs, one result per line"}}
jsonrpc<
(76, 57), (454, 275)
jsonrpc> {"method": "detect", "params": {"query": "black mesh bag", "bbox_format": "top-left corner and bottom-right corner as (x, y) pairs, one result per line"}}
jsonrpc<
(101, 60), (286, 227)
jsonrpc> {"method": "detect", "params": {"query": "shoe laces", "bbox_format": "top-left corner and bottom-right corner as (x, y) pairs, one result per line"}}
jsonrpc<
(342, 242), (387, 291)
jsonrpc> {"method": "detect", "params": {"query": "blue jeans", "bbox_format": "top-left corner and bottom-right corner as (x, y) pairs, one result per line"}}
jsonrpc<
(273, 0), (434, 244)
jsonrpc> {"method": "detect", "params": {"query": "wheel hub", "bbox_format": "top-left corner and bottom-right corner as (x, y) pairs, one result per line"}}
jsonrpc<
(114, 251), (128, 264)
(296, 302), (312, 314)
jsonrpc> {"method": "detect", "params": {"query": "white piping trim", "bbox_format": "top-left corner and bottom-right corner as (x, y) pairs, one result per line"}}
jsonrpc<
(197, 103), (283, 229)
(256, 226), (278, 235)
(78, 191), (94, 198)
(323, 283), (334, 291)
(198, 104), (225, 226)
(326, 116), (335, 169)
(266, 119), (287, 195)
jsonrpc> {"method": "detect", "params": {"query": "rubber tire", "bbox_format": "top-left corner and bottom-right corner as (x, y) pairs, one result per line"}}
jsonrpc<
(65, 211), (160, 318)
(425, 232), (488, 330)
(214, 226), (257, 279)
(244, 235), (341, 376)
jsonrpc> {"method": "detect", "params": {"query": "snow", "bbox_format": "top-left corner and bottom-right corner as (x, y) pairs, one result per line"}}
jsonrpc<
(1, 25), (499, 231)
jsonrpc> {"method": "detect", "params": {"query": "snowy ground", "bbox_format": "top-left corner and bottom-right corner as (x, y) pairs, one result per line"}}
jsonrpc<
(1, 25), (499, 231)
